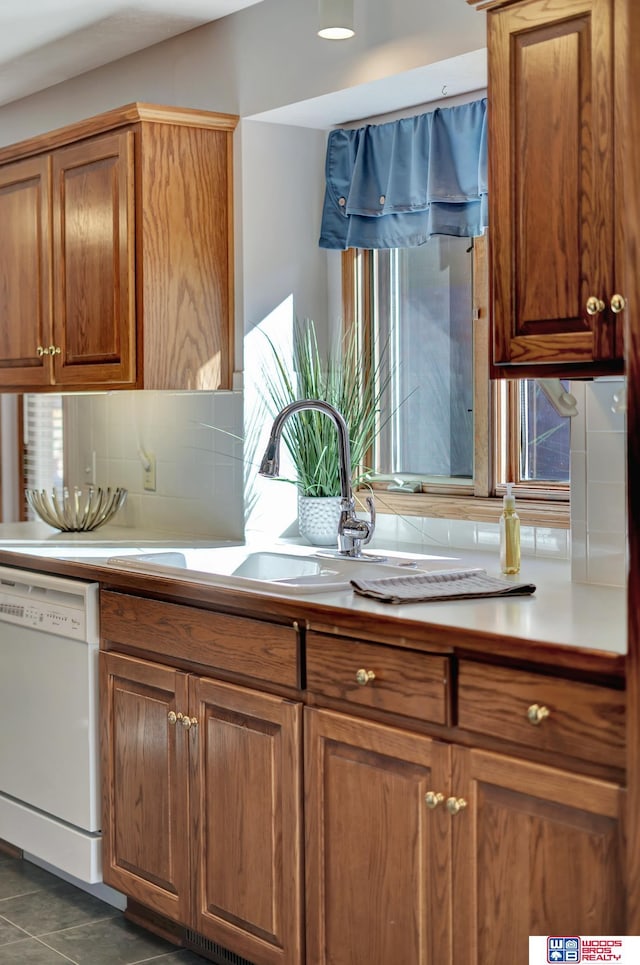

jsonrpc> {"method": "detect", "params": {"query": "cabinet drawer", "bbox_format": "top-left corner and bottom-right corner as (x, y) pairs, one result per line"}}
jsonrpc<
(306, 632), (451, 725)
(457, 661), (625, 768)
(100, 591), (300, 687)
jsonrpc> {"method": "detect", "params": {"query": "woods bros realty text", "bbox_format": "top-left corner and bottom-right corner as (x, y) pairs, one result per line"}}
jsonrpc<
(529, 937), (638, 963)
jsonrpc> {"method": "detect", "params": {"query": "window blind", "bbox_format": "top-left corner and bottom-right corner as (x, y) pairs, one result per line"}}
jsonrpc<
(23, 394), (64, 519)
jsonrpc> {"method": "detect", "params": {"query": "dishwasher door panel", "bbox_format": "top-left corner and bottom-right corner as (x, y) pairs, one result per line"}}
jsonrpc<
(0, 624), (99, 832)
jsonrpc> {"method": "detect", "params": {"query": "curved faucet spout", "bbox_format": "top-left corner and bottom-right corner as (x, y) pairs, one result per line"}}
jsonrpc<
(258, 399), (375, 556)
(259, 399), (353, 503)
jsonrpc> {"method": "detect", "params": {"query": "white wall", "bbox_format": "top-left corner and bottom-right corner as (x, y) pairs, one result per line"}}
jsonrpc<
(239, 119), (329, 536)
(239, 119), (328, 346)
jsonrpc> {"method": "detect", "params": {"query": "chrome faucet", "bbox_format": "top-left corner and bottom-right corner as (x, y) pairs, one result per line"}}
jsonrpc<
(259, 399), (376, 558)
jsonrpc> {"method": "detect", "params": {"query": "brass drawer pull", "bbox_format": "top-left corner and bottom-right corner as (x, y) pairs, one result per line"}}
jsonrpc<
(446, 797), (468, 816)
(355, 668), (376, 686)
(610, 293), (626, 314)
(424, 791), (444, 810)
(586, 296), (605, 315)
(527, 703), (550, 725)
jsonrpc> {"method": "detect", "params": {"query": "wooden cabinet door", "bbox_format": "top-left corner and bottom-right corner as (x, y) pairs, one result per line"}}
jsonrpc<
(489, 0), (623, 371)
(0, 156), (53, 387)
(100, 652), (190, 923)
(451, 748), (625, 965)
(190, 677), (303, 965)
(305, 708), (452, 965)
(52, 130), (136, 387)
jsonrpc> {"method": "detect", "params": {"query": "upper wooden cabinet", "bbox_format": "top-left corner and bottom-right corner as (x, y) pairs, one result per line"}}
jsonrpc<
(0, 156), (52, 389)
(474, 0), (625, 376)
(0, 103), (238, 392)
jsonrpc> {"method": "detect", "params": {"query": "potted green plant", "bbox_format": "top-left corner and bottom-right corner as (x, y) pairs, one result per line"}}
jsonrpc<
(261, 319), (391, 545)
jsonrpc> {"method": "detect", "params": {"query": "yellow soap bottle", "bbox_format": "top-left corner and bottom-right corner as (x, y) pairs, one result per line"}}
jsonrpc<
(500, 483), (521, 575)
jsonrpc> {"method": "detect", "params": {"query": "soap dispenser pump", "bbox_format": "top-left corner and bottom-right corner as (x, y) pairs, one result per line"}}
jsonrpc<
(500, 483), (521, 575)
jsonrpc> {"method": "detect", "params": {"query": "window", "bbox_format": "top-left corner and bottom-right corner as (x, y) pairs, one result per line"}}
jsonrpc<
(369, 237), (475, 485)
(22, 394), (64, 520)
(344, 236), (570, 527)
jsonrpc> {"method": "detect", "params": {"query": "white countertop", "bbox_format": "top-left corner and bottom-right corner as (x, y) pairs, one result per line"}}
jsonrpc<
(303, 556), (627, 656)
(0, 523), (626, 658)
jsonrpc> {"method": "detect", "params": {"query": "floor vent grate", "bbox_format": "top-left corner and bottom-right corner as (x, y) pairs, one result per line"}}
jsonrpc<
(184, 929), (255, 965)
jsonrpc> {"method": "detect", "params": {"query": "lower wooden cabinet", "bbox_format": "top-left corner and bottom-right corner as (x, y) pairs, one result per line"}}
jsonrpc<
(305, 708), (625, 965)
(451, 748), (625, 965)
(304, 708), (452, 965)
(100, 651), (303, 965)
(100, 651), (190, 922)
(190, 674), (303, 965)
(100, 639), (625, 965)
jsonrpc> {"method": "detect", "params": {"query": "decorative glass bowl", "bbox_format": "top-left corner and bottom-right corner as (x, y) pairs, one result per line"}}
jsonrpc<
(25, 486), (128, 532)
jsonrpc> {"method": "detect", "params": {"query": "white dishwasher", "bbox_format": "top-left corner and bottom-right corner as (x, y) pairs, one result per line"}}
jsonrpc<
(0, 565), (101, 882)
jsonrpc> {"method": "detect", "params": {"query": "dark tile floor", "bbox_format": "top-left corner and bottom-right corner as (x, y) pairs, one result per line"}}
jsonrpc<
(0, 853), (208, 964)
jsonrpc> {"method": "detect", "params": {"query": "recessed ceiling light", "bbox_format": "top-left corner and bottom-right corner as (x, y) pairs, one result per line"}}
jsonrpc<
(318, 0), (355, 40)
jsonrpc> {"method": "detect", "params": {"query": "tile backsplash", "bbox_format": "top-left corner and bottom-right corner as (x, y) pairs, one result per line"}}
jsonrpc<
(64, 391), (244, 540)
(569, 379), (627, 587)
(371, 512), (570, 561)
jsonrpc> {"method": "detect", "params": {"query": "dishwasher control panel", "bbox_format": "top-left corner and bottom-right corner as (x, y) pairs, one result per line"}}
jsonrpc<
(0, 567), (99, 643)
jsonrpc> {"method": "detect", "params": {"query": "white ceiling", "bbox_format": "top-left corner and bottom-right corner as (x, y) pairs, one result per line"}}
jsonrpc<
(0, 0), (263, 108)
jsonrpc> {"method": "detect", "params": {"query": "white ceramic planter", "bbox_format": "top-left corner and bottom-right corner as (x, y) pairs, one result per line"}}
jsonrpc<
(297, 494), (342, 546)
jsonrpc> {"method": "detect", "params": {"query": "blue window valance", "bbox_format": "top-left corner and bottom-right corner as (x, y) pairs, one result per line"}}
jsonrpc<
(319, 98), (488, 250)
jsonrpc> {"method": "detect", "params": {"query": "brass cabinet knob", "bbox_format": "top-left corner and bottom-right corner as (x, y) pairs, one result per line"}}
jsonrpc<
(49, 345), (61, 355)
(446, 797), (468, 816)
(586, 296), (605, 315)
(355, 668), (376, 686)
(168, 711), (197, 729)
(527, 703), (550, 725)
(425, 791), (444, 810)
(610, 293), (626, 314)
(36, 346), (49, 356)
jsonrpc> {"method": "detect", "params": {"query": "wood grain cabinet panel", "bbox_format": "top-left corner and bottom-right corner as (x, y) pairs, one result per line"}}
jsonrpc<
(100, 590), (300, 688)
(487, 0), (625, 375)
(457, 660), (625, 768)
(451, 748), (625, 965)
(306, 632), (450, 724)
(0, 103), (237, 392)
(191, 677), (303, 965)
(305, 708), (452, 965)
(0, 156), (52, 387)
(52, 131), (135, 387)
(100, 651), (190, 923)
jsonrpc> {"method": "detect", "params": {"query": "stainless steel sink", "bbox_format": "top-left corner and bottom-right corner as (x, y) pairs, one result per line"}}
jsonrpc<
(105, 546), (457, 595)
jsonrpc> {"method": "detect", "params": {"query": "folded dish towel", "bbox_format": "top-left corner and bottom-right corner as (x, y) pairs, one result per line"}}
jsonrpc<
(351, 567), (536, 605)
